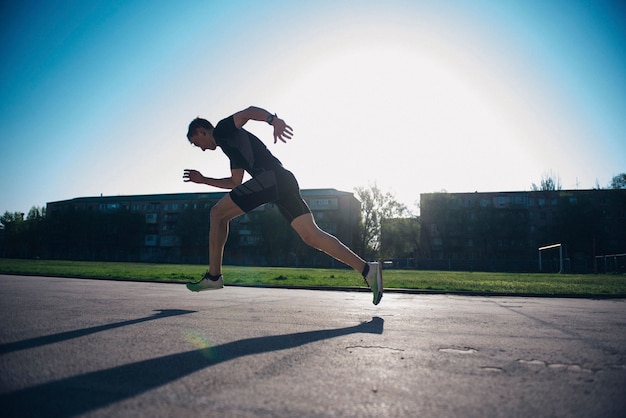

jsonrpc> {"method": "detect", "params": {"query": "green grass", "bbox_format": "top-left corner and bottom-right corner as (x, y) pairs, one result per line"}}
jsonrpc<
(1, 258), (625, 297)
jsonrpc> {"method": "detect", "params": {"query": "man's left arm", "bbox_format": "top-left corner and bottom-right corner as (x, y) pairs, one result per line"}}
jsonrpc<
(232, 106), (294, 143)
(183, 168), (244, 190)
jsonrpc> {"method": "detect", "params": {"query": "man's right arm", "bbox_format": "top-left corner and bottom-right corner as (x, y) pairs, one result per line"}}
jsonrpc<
(232, 106), (273, 129)
(232, 106), (293, 143)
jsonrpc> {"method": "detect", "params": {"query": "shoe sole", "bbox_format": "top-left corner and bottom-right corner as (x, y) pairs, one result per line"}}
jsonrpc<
(373, 263), (383, 305)
(186, 285), (223, 292)
(186, 281), (223, 292)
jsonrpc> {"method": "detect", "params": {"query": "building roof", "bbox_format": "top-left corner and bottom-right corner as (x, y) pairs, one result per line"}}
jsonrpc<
(420, 189), (624, 196)
(47, 188), (354, 206)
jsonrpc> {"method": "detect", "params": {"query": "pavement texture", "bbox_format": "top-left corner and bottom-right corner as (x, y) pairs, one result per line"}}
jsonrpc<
(0, 274), (625, 418)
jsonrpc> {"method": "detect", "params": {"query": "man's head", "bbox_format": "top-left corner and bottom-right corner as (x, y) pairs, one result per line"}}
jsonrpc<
(186, 118), (216, 151)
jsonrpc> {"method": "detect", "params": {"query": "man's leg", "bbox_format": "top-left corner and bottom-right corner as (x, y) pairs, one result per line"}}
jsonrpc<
(209, 195), (244, 276)
(291, 213), (383, 305)
(290, 213), (366, 273)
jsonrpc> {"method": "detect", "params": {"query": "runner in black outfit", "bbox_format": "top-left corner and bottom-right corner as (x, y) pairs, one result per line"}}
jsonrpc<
(184, 106), (383, 305)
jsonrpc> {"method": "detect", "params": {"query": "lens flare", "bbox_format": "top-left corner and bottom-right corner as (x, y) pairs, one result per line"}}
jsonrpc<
(182, 329), (219, 360)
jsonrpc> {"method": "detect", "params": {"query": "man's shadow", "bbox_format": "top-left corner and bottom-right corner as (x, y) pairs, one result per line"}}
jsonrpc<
(1, 317), (383, 418)
(0, 309), (196, 354)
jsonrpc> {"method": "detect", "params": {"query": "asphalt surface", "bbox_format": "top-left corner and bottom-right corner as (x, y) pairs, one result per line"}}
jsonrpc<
(0, 274), (625, 418)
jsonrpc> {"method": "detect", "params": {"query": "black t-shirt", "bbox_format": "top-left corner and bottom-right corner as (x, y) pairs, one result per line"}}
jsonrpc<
(213, 115), (283, 176)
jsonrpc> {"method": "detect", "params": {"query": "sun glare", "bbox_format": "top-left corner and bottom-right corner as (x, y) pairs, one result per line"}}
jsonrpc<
(266, 28), (541, 205)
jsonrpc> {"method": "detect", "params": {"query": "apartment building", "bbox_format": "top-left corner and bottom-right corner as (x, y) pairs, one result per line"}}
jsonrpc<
(46, 189), (361, 266)
(419, 189), (626, 272)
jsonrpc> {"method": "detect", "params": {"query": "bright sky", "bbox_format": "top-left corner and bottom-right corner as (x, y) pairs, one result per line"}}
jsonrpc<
(2, 0), (625, 215)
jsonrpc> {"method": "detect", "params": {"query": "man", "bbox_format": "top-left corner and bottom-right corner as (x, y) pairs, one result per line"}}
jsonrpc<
(183, 106), (383, 305)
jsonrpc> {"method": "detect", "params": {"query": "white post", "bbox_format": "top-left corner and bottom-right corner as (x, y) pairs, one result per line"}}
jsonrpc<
(538, 243), (563, 274)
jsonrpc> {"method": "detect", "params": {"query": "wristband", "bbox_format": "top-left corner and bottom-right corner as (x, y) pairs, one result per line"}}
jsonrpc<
(266, 113), (277, 124)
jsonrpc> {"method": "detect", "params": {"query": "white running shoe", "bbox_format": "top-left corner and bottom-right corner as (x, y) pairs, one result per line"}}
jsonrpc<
(186, 272), (224, 292)
(364, 262), (383, 305)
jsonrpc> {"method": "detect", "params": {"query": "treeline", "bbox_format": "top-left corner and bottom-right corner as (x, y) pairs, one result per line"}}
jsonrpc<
(0, 207), (145, 261)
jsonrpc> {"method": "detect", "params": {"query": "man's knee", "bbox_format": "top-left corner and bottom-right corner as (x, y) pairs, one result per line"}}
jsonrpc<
(211, 207), (233, 226)
(211, 197), (239, 223)
(209, 205), (223, 223)
(292, 218), (325, 248)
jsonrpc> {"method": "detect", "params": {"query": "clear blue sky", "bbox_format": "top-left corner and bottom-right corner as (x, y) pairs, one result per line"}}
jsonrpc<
(2, 0), (625, 215)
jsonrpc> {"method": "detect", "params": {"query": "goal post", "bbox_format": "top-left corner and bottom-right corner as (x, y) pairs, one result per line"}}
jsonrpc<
(538, 243), (563, 273)
(594, 253), (626, 274)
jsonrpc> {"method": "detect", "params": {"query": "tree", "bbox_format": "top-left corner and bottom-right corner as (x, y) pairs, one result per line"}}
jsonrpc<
(354, 183), (407, 259)
(609, 173), (626, 189)
(380, 217), (420, 261)
(1, 208), (48, 258)
(27, 206), (46, 220)
(1, 211), (27, 257)
(532, 170), (562, 191)
(1, 211), (25, 225)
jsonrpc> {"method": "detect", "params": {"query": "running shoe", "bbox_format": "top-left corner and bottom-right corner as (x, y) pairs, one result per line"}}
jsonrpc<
(364, 262), (383, 305)
(186, 272), (223, 292)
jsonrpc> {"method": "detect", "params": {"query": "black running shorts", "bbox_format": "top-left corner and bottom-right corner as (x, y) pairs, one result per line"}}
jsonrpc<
(230, 168), (311, 222)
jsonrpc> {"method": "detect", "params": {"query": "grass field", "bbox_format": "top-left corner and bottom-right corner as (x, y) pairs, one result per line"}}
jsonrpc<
(1, 258), (625, 297)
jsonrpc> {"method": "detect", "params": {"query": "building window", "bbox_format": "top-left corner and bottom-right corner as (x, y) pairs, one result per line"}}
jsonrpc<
(308, 198), (338, 210)
(145, 234), (157, 246)
(160, 236), (180, 247)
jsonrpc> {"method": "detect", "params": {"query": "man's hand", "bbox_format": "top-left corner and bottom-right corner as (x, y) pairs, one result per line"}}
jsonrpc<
(183, 169), (205, 184)
(272, 117), (294, 144)
(231, 106), (294, 143)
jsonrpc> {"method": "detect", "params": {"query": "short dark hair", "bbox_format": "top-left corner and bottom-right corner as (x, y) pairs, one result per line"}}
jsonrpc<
(186, 118), (213, 141)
